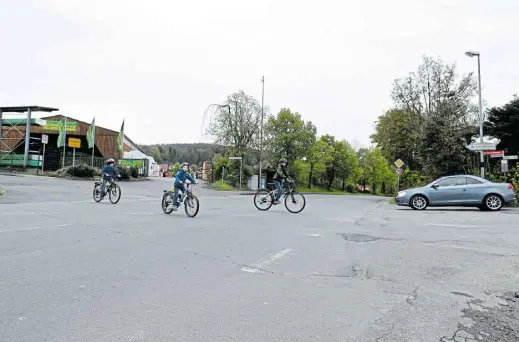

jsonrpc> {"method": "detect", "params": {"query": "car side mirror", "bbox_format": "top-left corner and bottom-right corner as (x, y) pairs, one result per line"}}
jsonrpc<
(431, 184), (439, 189)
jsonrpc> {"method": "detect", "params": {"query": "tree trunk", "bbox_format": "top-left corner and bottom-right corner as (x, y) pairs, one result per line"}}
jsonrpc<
(308, 163), (314, 188)
(341, 171), (346, 191)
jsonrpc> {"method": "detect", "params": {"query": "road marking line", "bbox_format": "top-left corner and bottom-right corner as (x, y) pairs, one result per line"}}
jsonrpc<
(324, 218), (356, 222)
(308, 233), (321, 237)
(241, 249), (294, 273)
(424, 223), (477, 228)
(0, 223), (73, 233)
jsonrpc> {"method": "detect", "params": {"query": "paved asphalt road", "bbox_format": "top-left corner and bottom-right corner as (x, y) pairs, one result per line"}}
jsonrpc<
(1, 174), (519, 341)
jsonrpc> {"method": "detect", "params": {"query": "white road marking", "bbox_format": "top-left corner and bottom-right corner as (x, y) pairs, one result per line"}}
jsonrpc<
(424, 223), (477, 228)
(0, 223), (74, 233)
(324, 218), (356, 222)
(308, 233), (321, 237)
(241, 249), (294, 273)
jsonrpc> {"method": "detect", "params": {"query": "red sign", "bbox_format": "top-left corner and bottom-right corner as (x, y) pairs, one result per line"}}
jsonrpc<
(484, 150), (504, 157)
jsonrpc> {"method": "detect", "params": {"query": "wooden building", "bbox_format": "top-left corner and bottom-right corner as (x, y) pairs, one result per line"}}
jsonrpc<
(1, 114), (143, 170)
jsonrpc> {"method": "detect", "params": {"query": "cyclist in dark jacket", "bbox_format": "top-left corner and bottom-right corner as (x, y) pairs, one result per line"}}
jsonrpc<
(172, 162), (197, 210)
(273, 158), (289, 204)
(100, 158), (120, 197)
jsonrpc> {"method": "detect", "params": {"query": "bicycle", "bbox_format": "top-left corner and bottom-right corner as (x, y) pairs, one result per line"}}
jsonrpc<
(161, 182), (200, 218)
(253, 178), (306, 213)
(93, 178), (122, 204)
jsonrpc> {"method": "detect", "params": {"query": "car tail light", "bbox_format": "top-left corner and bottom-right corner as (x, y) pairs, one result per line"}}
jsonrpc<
(508, 184), (514, 190)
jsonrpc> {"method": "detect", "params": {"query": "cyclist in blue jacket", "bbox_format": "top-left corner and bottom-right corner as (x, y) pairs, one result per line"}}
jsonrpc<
(100, 158), (120, 198)
(172, 162), (197, 210)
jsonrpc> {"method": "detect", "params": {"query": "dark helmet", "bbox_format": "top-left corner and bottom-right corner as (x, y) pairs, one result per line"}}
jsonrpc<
(106, 158), (115, 164)
(279, 158), (287, 164)
(181, 162), (189, 168)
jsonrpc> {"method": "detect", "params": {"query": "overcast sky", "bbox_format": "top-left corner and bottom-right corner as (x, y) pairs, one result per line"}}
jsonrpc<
(1, 0), (517, 149)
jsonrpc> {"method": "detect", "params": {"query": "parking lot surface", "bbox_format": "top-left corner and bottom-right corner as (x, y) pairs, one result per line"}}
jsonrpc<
(1, 174), (519, 341)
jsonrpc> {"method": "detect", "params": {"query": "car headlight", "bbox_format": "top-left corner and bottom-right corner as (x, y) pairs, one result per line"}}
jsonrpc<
(397, 191), (407, 197)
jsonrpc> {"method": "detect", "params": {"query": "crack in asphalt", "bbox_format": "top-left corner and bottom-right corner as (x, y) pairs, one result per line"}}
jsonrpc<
(440, 292), (519, 342)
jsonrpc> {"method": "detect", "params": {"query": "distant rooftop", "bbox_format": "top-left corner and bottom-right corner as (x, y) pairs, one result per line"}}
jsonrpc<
(0, 106), (59, 113)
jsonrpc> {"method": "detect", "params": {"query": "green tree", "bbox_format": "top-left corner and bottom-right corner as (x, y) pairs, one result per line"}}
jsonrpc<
(390, 55), (479, 174)
(169, 162), (180, 173)
(264, 108), (317, 163)
(362, 147), (396, 194)
(485, 96), (519, 155)
(371, 109), (421, 170)
(306, 139), (332, 188)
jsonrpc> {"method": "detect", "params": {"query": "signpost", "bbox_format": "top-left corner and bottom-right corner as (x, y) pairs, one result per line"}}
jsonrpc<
(501, 159), (509, 174)
(467, 141), (497, 151)
(394, 159), (405, 190)
(229, 156), (243, 190)
(68, 137), (81, 168)
(41, 134), (48, 172)
(503, 155), (518, 160)
(484, 150), (504, 158)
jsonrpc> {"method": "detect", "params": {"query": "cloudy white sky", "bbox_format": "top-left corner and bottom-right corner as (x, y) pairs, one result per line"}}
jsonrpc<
(1, 0), (517, 148)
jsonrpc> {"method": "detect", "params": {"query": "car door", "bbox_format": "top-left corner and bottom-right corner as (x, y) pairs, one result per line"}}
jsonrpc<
(428, 176), (468, 205)
(465, 177), (486, 203)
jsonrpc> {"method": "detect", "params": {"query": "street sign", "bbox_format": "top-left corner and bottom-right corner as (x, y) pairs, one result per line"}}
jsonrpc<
(468, 142), (497, 151)
(41, 134), (48, 145)
(484, 150), (504, 157)
(501, 159), (509, 173)
(394, 159), (404, 168)
(229, 157), (242, 160)
(396, 168), (403, 175)
(503, 155), (518, 160)
(68, 137), (81, 149)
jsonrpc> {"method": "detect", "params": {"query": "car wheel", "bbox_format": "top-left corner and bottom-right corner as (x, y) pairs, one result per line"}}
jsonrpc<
(483, 194), (503, 211)
(410, 195), (428, 210)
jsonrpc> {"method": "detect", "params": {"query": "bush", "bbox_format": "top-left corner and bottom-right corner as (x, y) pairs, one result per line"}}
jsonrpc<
(118, 167), (131, 180)
(53, 164), (98, 178)
(130, 166), (139, 178)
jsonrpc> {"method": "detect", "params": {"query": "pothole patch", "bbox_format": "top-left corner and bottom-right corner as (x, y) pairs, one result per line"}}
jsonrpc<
(338, 233), (380, 242)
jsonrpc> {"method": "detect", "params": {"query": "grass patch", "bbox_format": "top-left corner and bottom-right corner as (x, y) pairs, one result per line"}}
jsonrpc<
(388, 198), (396, 204)
(211, 180), (234, 191)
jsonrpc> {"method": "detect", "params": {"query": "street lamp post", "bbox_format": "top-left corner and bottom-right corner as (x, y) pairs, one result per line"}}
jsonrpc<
(465, 50), (485, 179)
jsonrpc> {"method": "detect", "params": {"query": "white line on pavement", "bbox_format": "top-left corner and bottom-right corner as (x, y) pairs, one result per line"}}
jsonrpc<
(424, 223), (477, 228)
(241, 248), (294, 273)
(0, 223), (74, 233)
(323, 218), (356, 222)
(308, 233), (321, 237)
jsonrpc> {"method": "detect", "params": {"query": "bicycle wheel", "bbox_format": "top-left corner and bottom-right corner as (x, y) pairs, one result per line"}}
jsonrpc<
(284, 191), (306, 214)
(254, 189), (273, 211)
(162, 192), (174, 214)
(93, 185), (102, 202)
(109, 184), (122, 204)
(184, 194), (199, 218)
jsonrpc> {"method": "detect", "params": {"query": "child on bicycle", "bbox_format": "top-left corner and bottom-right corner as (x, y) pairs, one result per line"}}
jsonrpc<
(273, 158), (291, 204)
(172, 162), (197, 210)
(100, 158), (120, 198)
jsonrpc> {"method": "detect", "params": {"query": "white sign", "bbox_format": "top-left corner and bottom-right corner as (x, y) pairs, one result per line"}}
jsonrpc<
(396, 168), (403, 175)
(41, 134), (48, 145)
(503, 155), (518, 160)
(501, 159), (509, 173)
(394, 159), (404, 168)
(467, 141), (497, 151)
(229, 157), (242, 160)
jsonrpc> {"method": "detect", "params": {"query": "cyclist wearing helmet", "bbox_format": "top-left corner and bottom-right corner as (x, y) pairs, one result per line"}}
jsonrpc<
(100, 158), (120, 198)
(272, 158), (289, 204)
(172, 162), (197, 210)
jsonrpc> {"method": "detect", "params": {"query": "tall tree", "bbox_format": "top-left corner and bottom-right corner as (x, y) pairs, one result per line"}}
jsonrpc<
(390, 55), (479, 174)
(306, 139), (333, 188)
(264, 108), (317, 163)
(485, 96), (519, 155)
(207, 90), (263, 155)
(362, 147), (396, 194)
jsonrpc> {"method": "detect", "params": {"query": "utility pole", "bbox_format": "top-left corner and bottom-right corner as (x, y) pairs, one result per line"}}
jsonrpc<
(259, 76), (264, 189)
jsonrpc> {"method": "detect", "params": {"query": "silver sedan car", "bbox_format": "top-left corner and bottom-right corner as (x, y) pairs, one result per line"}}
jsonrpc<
(394, 175), (516, 211)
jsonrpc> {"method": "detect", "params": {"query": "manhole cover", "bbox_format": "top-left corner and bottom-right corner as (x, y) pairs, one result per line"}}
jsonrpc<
(338, 233), (380, 242)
